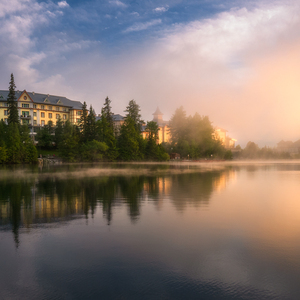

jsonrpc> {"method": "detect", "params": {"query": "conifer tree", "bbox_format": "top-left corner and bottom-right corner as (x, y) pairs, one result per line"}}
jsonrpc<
(79, 101), (88, 142)
(58, 120), (79, 161)
(97, 98), (118, 161)
(54, 117), (64, 148)
(86, 105), (97, 141)
(117, 117), (140, 161)
(7, 123), (22, 163)
(102, 97), (113, 128)
(0, 120), (7, 163)
(7, 73), (19, 124)
(124, 99), (143, 132)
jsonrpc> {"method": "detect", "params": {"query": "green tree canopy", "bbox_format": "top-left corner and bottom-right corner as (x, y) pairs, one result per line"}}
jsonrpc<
(124, 99), (143, 132)
(7, 73), (19, 125)
(79, 101), (88, 142)
(102, 97), (113, 128)
(117, 117), (141, 161)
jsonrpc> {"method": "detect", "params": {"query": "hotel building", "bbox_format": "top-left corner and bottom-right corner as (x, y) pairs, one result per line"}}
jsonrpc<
(0, 90), (83, 129)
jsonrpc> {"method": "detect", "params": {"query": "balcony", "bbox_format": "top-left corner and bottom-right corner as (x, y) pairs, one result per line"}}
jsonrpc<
(20, 115), (31, 120)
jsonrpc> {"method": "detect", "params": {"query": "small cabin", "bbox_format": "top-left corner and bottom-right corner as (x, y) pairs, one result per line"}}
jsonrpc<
(170, 153), (180, 160)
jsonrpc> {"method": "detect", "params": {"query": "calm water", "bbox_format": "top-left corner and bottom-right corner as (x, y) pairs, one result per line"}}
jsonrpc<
(1, 162), (300, 299)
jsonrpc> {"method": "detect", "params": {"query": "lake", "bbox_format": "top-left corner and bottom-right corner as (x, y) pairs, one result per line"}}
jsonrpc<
(1, 162), (300, 299)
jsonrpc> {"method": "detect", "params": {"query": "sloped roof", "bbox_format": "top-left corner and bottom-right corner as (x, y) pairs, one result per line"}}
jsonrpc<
(292, 139), (300, 147)
(153, 107), (163, 116)
(0, 90), (83, 109)
(112, 114), (124, 121)
(95, 114), (124, 122)
(277, 140), (294, 147)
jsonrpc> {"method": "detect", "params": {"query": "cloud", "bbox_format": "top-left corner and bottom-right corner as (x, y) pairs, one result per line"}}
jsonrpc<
(0, 0), (31, 18)
(153, 6), (169, 13)
(124, 19), (162, 33)
(2, 0), (300, 146)
(94, 2), (300, 146)
(57, 1), (69, 8)
(109, 0), (127, 8)
(131, 11), (139, 17)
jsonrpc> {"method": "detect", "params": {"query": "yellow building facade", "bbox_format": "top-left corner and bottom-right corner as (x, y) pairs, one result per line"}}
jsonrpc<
(141, 107), (170, 144)
(0, 90), (83, 128)
(213, 127), (237, 149)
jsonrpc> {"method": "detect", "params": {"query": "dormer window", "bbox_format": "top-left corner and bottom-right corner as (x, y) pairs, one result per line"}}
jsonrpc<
(44, 98), (49, 103)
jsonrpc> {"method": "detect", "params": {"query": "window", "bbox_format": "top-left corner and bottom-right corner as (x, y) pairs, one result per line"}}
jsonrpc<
(63, 114), (67, 120)
(22, 111), (29, 117)
(48, 106), (52, 110)
(33, 112), (37, 117)
(56, 114), (60, 119)
(76, 118), (80, 123)
(63, 108), (67, 112)
(56, 107), (60, 111)
(41, 120), (45, 126)
(4, 110), (8, 116)
(22, 103), (29, 108)
(33, 104), (37, 109)
(76, 111), (82, 116)
(4, 118), (8, 124)
(41, 105), (45, 109)
(41, 112), (45, 118)
(48, 113), (52, 118)
(4, 103), (8, 107)
(33, 120), (37, 125)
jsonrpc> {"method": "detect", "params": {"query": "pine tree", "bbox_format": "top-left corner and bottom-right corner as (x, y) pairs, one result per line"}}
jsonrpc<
(117, 117), (140, 161)
(7, 123), (22, 163)
(86, 105), (97, 141)
(145, 121), (159, 142)
(98, 98), (118, 161)
(58, 120), (79, 161)
(98, 107), (118, 161)
(54, 117), (64, 148)
(145, 121), (159, 160)
(79, 101), (88, 142)
(124, 99), (143, 132)
(0, 121), (7, 163)
(102, 97), (113, 128)
(7, 73), (19, 125)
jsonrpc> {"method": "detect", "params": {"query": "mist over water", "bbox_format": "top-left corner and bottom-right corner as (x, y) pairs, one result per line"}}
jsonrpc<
(1, 162), (300, 299)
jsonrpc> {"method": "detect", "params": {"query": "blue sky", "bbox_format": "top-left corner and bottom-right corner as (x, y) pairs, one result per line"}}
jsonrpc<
(1, 0), (300, 146)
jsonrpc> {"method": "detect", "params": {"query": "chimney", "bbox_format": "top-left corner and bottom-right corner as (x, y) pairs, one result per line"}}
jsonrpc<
(32, 92), (35, 95)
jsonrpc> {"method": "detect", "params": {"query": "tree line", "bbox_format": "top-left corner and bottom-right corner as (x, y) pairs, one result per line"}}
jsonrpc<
(36, 97), (170, 162)
(1, 73), (232, 164)
(166, 106), (231, 159)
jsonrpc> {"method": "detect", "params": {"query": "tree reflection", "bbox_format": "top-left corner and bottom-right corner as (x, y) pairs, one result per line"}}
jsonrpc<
(0, 166), (236, 247)
(118, 176), (144, 222)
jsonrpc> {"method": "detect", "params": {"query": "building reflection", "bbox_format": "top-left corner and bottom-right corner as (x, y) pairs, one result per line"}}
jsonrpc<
(0, 167), (236, 247)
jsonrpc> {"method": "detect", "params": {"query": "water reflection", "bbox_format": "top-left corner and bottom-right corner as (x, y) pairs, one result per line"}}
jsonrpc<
(0, 165), (236, 247)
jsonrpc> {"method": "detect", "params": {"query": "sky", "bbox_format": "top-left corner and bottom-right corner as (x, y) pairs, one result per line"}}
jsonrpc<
(1, 0), (300, 146)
